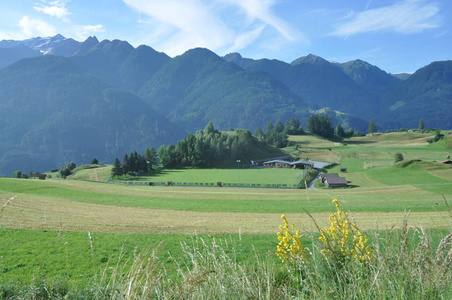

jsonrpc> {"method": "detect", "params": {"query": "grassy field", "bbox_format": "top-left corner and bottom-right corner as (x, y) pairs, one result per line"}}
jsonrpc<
(0, 132), (451, 297)
(113, 168), (304, 187)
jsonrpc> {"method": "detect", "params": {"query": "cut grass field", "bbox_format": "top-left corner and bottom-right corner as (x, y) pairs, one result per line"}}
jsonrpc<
(1, 178), (450, 234)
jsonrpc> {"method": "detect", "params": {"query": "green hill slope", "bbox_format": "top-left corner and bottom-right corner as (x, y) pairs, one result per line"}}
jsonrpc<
(378, 61), (452, 129)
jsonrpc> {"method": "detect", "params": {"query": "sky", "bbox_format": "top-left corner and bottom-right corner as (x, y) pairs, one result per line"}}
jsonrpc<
(0, 0), (450, 74)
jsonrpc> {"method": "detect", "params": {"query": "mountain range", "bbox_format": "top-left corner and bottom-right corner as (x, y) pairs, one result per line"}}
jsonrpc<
(0, 34), (450, 175)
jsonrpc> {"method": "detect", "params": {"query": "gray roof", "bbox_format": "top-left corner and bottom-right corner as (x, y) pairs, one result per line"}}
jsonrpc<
(310, 161), (332, 169)
(251, 156), (293, 164)
(291, 160), (314, 166)
(326, 177), (348, 185)
(263, 160), (292, 164)
(320, 173), (340, 179)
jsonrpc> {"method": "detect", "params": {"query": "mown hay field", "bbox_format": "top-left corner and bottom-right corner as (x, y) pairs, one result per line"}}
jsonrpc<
(1, 176), (450, 234)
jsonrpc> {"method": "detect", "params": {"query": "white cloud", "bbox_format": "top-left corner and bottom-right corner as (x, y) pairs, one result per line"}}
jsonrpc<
(122, 0), (233, 56)
(225, 25), (266, 53)
(78, 25), (105, 34)
(34, 0), (71, 20)
(19, 16), (57, 37)
(332, 0), (440, 36)
(122, 0), (306, 56)
(224, 0), (303, 42)
(74, 25), (105, 40)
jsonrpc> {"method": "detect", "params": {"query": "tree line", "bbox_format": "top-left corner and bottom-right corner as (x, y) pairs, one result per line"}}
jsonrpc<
(111, 148), (158, 176)
(111, 122), (264, 175)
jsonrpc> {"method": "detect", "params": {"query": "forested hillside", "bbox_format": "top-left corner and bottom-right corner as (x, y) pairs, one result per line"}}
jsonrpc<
(0, 55), (184, 175)
(377, 61), (452, 129)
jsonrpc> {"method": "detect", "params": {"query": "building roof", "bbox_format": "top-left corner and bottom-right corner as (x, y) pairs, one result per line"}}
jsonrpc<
(320, 173), (340, 179)
(251, 156), (293, 164)
(263, 160), (292, 165)
(291, 160), (314, 166)
(325, 177), (348, 185)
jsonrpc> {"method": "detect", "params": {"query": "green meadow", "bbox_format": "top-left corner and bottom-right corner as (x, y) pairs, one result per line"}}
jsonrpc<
(115, 168), (304, 186)
(0, 132), (451, 298)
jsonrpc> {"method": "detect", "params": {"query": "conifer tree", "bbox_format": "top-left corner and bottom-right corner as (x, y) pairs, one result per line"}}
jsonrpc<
(368, 121), (376, 135)
(111, 157), (123, 176)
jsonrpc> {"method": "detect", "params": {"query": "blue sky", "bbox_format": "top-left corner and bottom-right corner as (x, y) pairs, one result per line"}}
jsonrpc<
(0, 0), (450, 73)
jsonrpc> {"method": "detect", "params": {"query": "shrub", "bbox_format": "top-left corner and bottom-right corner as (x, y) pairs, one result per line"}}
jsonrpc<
(395, 152), (404, 162)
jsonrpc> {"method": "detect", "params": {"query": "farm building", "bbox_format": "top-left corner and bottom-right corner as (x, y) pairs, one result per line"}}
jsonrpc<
(251, 156), (293, 167)
(263, 159), (292, 168)
(319, 173), (347, 188)
(262, 159), (314, 169)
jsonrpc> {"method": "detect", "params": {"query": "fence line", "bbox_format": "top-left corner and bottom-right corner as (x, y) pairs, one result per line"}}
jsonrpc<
(110, 181), (299, 188)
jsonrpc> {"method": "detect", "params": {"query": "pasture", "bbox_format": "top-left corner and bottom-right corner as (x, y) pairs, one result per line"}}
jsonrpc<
(0, 131), (451, 296)
(114, 168), (304, 187)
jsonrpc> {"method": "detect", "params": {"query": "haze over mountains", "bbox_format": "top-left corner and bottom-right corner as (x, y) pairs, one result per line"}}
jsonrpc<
(0, 34), (451, 175)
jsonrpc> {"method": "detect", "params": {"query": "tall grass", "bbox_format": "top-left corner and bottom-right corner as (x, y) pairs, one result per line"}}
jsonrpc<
(2, 216), (450, 299)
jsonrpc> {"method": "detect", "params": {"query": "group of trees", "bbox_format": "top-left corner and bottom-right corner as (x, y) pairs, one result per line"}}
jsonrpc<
(112, 148), (158, 176)
(59, 162), (77, 178)
(11, 170), (39, 179)
(255, 118), (304, 148)
(307, 114), (335, 138)
(156, 122), (260, 168)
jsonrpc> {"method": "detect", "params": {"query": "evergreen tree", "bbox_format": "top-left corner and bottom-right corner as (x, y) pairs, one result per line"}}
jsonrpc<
(254, 127), (265, 141)
(204, 121), (215, 134)
(307, 114), (319, 134)
(285, 118), (304, 135)
(335, 124), (345, 137)
(274, 120), (284, 133)
(122, 154), (130, 174)
(111, 157), (123, 176)
(368, 121), (376, 135)
(144, 147), (158, 171)
(418, 118), (424, 130)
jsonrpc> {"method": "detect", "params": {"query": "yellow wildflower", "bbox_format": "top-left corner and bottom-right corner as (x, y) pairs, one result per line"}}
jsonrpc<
(319, 199), (372, 263)
(276, 214), (307, 264)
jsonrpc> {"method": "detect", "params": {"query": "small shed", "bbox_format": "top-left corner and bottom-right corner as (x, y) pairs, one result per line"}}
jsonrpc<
(324, 176), (348, 188)
(319, 173), (340, 183)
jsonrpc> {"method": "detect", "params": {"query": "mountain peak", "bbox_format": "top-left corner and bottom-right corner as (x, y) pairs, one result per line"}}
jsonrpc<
(84, 36), (99, 44)
(223, 52), (243, 64)
(291, 54), (329, 66)
(51, 34), (66, 40)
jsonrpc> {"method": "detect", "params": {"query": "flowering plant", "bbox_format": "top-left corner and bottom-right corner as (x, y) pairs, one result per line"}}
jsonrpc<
(319, 199), (372, 263)
(276, 199), (372, 266)
(276, 214), (307, 264)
